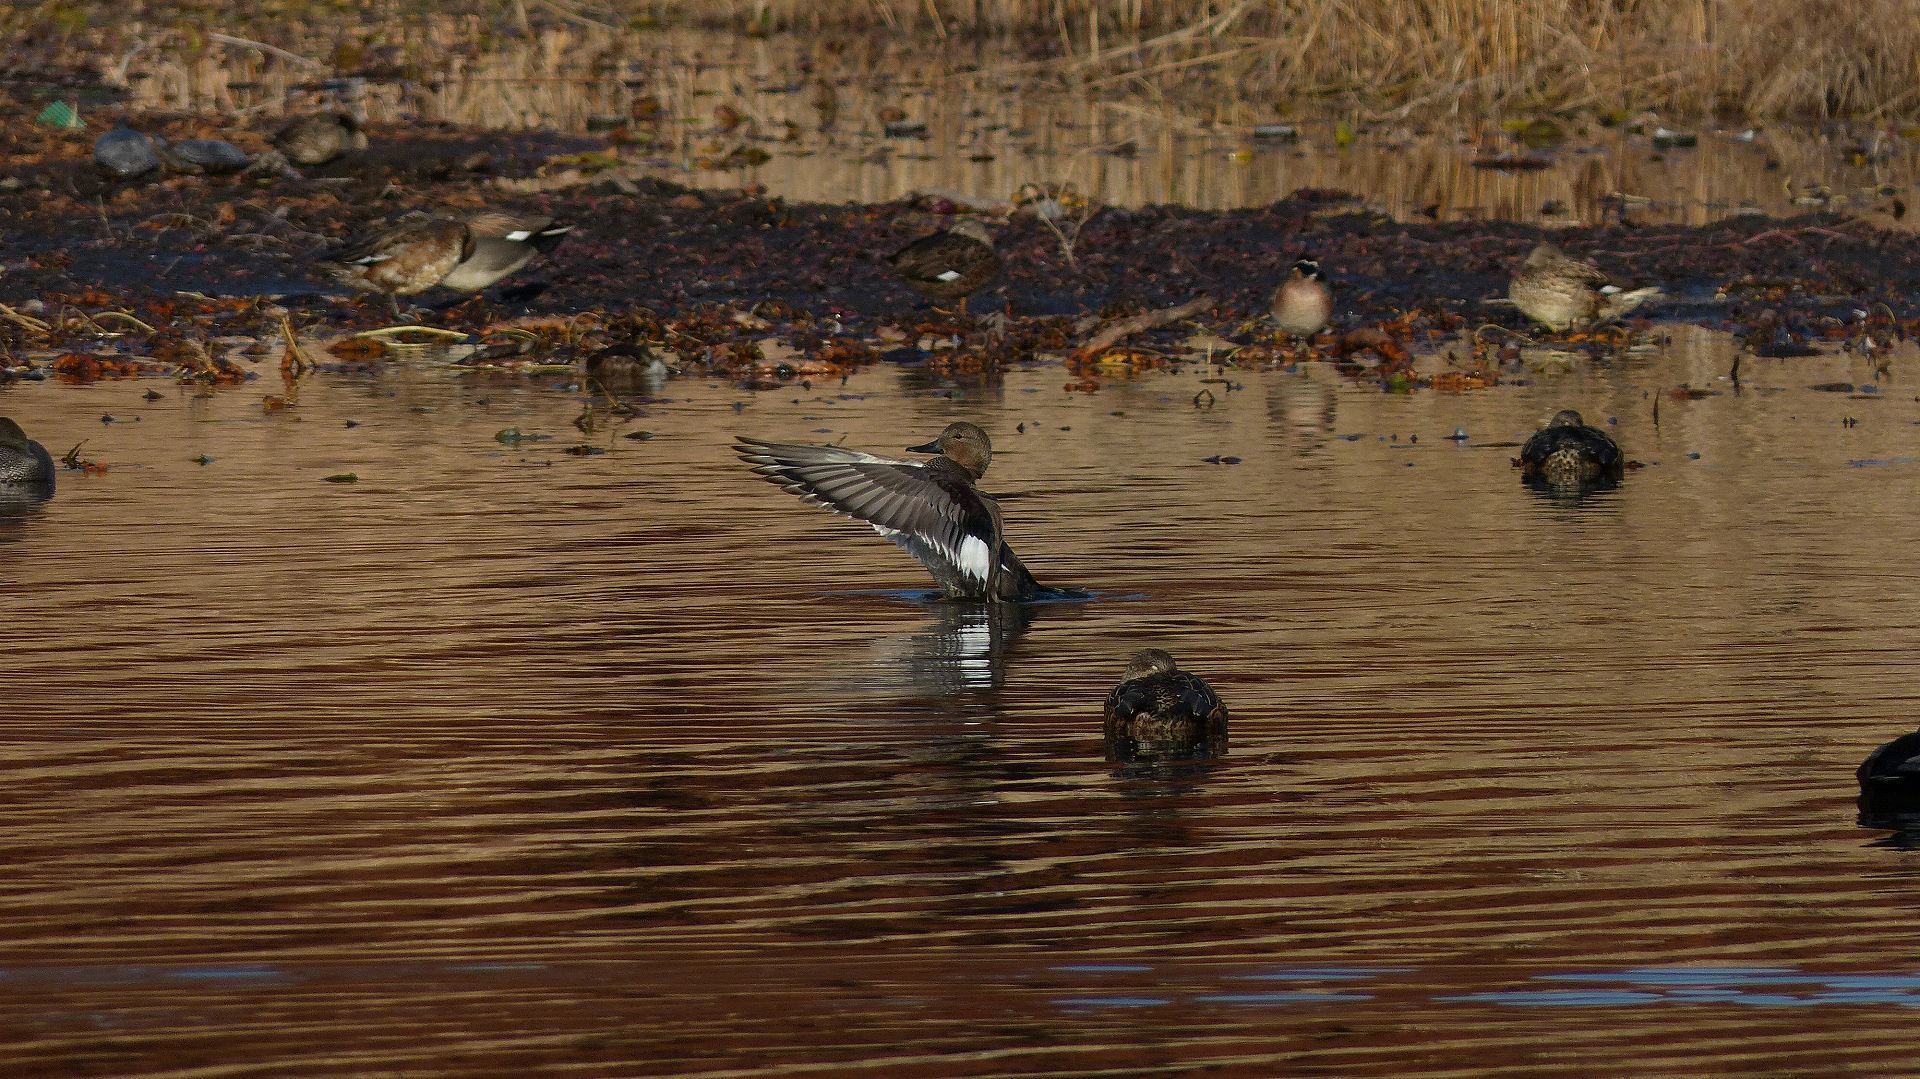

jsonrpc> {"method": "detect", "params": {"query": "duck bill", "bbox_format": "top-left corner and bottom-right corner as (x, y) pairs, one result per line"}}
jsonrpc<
(906, 439), (942, 454)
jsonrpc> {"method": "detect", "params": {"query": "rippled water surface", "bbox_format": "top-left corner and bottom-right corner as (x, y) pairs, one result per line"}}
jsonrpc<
(9, 329), (1920, 1075)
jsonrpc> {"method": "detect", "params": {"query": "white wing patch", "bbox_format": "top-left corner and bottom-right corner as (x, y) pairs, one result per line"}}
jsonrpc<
(354, 253), (393, 264)
(935, 269), (964, 282)
(504, 229), (535, 242)
(1598, 284), (1621, 295)
(869, 524), (992, 586)
(959, 536), (992, 583)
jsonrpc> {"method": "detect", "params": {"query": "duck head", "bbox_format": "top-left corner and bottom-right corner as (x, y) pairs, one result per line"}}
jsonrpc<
(1291, 258), (1323, 281)
(1523, 243), (1568, 269)
(908, 421), (993, 479)
(1547, 408), (1586, 428)
(0, 417), (33, 452)
(948, 218), (996, 246)
(1122, 648), (1180, 681)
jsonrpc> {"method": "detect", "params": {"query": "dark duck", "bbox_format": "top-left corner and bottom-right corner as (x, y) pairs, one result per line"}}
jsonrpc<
(1859, 729), (1920, 829)
(1104, 649), (1229, 758)
(1516, 409), (1623, 490)
(887, 219), (1000, 316)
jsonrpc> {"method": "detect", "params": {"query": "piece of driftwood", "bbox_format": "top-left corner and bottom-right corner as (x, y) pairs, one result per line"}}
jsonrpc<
(1075, 294), (1214, 358)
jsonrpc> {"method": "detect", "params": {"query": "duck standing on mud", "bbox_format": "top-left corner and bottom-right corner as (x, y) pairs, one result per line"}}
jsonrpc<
(735, 421), (1041, 601)
(1508, 244), (1661, 332)
(888, 219), (1000, 317)
(1515, 409), (1624, 489)
(1271, 257), (1331, 341)
(0, 418), (55, 496)
(1104, 649), (1229, 757)
(316, 216), (472, 317)
(436, 212), (573, 294)
(273, 112), (366, 167)
(316, 211), (570, 316)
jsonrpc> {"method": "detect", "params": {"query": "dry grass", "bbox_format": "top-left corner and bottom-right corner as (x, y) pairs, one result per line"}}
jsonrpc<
(10, 0), (1920, 120)
(648, 0), (1920, 120)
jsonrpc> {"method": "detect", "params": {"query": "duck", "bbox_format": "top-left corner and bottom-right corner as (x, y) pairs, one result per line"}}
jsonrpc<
(887, 219), (1000, 316)
(1508, 243), (1661, 331)
(0, 418), (55, 493)
(1271, 257), (1332, 340)
(314, 215), (473, 317)
(1104, 649), (1229, 754)
(156, 138), (253, 176)
(92, 125), (160, 178)
(1515, 409), (1624, 488)
(1859, 729), (1920, 827)
(735, 421), (1041, 601)
(437, 212), (573, 293)
(272, 112), (366, 167)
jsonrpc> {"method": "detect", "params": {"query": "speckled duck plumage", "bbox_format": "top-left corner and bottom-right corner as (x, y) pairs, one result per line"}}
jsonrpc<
(888, 218), (1000, 311)
(1516, 409), (1624, 489)
(1103, 648), (1229, 751)
(0, 418), (55, 493)
(315, 216), (474, 308)
(273, 112), (367, 167)
(1508, 244), (1661, 331)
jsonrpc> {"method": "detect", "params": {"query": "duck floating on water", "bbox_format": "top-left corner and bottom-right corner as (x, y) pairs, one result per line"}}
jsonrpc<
(0, 418), (55, 496)
(735, 421), (1041, 601)
(1860, 729), (1920, 829)
(1104, 649), (1229, 759)
(1516, 409), (1624, 490)
(1508, 244), (1661, 332)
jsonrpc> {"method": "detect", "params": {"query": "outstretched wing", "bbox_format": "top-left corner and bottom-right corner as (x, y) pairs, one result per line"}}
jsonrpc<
(736, 437), (999, 592)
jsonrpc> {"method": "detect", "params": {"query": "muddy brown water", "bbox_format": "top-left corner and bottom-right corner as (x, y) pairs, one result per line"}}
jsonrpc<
(7, 326), (1920, 1074)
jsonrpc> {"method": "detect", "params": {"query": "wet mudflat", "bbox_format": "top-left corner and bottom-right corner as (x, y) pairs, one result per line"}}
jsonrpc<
(8, 329), (1920, 1075)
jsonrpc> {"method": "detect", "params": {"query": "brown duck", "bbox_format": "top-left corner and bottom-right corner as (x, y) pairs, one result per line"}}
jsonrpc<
(736, 421), (1041, 601)
(315, 216), (472, 316)
(1104, 649), (1229, 755)
(437, 212), (573, 293)
(1515, 408), (1624, 489)
(1271, 257), (1332, 340)
(1508, 244), (1661, 331)
(888, 219), (1000, 315)
(272, 112), (366, 167)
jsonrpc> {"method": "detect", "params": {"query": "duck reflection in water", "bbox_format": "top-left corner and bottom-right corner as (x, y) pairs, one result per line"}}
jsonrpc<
(873, 599), (1039, 696)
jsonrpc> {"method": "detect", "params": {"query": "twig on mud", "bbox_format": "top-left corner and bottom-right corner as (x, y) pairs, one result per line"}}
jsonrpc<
(1075, 294), (1213, 358)
(90, 311), (158, 334)
(279, 315), (314, 375)
(206, 32), (325, 71)
(0, 304), (51, 334)
(1021, 181), (1102, 271)
(352, 325), (469, 340)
